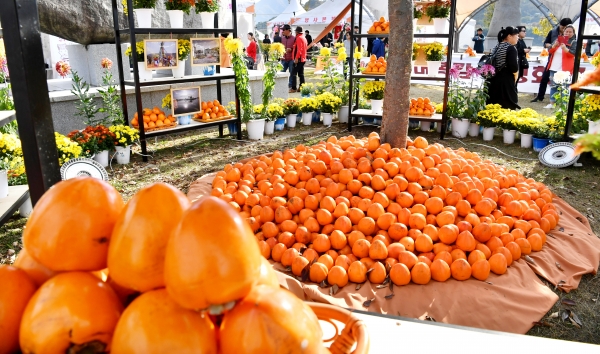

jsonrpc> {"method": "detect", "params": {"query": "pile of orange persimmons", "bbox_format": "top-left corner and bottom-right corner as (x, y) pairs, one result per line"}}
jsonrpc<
(131, 106), (176, 130)
(211, 134), (558, 287)
(0, 178), (329, 353)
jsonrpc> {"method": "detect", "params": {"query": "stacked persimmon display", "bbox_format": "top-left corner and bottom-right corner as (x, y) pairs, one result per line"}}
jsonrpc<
(131, 106), (177, 131)
(211, 134), (558, 287)
(410, 97), (435, 116)
(193, 99), (232, 122)
(0, 178), (329, 353)
(368, 17), (390, 34)
(363, 55), (387, 74)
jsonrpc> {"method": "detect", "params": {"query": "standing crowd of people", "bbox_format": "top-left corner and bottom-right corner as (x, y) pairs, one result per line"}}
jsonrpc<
(484, 17), (577, 111)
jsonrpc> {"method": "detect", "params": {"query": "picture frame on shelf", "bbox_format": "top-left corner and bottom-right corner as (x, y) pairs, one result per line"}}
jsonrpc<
(190, 38), (221, 66)
(144, 39), (179, 70)
(171, 86), (202, 116)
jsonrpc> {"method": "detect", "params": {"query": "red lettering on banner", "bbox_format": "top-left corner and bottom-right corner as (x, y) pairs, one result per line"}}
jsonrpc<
(322, 17), (327, 22)
(531, 66), (545, 83)
(314, 17), (318, 23)
(415, 66), (427, 75)
(305, 18), (309, 23)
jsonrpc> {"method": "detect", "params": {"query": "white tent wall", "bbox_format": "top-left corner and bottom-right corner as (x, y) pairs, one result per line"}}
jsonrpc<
(267, 0), (306, 28)
(254, 0), (290, 24)
(294, 0), (375, 35)
(458, 19), (476, 51)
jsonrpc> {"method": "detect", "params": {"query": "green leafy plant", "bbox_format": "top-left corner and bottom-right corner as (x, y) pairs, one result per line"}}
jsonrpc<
(67, 130), (97, 158)
(97, 58), (124, 126)
(300, 83), (314, 96)
(133, 0), (157, 8)
(195, 0), (219, 13)
(71, 70), (102, 126)
(425, 0), (451, 20)
(552, 72), (589, 138)
(413, 5), (423, 20)
(224, 37), (252, 123)
(574, 133), (600, 160)
(261, 44), (284, 115)
(165, 0), (195, 14)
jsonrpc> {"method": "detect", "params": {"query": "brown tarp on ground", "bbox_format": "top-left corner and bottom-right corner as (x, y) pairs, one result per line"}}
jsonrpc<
(187, 173), (600, 334)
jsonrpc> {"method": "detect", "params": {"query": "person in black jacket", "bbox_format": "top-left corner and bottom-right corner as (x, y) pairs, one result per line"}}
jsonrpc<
(515, 26), (530, 91)
(486, 27), (520, 110)
(472, 28), (485, 53)
(531, 17), (572, 102)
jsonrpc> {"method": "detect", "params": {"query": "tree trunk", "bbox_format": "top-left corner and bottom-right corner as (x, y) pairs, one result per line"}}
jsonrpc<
(487, 0), (521, 51)
(380, 0), (412, 148)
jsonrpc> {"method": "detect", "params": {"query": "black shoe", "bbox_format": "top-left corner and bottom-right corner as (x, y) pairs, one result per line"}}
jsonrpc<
(530, 98), (543, 103)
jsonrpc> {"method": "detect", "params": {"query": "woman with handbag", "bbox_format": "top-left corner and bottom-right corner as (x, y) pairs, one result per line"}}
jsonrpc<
(485, 27), (520, 110)
(515, 26), (530, 91)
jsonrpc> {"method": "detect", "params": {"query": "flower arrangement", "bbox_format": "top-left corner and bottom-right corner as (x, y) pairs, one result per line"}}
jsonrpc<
(55, 61), (71, 78)
(165, 0), (195, 14)
(353, 46), (363, 60)
(314, 83), (326, 95)
(425, 0), (451, 20)
(476, 104), (507, 128)
(581, 94), (600, 122)
(253, 104), (264, 115)
(67, 130), (97, 157)
(8, 155), (26, 185)
(195, 0), (219, 13)
(265, 103), (284, 120)
(178, 39), (192, 61)
(109, 125), (140, 147)
(133, 0), (157, 8)
(300, 83), (314, 96)
(320, 47), (332, 57)
(552, 71), (588, 137)
(424, 42), (444, 61)
(84, 125), (117, 152)
(225, 101), (237, 116)
(55, 132), (82, 166)
(513, 116), (541, 135)
(337, 47), (347, 62)
(283, 98), (301, 115)
(574, 133), (600, 160)
(362, 81), (385, 100)
(317, 92), (342, 114)
(162, 93), (172, 109)
(270, 43), (286, 58)
(0, 132), (21, 161)
(224, 36), (252, 122)
(125, 41), (145, 62)
(299, 97), (320, 113)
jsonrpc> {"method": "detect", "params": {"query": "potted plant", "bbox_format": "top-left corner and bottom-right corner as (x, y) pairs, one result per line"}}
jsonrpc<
(247, 105), (266, 140)
(89, 125), (117, 167)
(261, 43), (285, 119)
(264, 103), (284, 134)
(300, 83), (314, 98)
(283, 98), (300, 128)
(362, 81), (385, 114)
(580, 94), (600, 133)
(109, 125), (140, 164)
(413, 5), (424, 27)
(173, 39), (191, 78)
(67, 129), (97, 159)
(225, 101), (238, 134)
(55, 132), (83, 166)
(513, 114), (539, 149)
(425, 0), (451, 33)
(477, 104), (506, 141)
(317, 92), (342, 127)
(125, 41), (152, 81)
(165, 0), (195, 28)
(0, 132), (23, 198)
(532, 120), (551, 152)
(195, 0), (219, 28)
(498, 111), (518, 144)
(299, 97), (319, 125)
(423, 42), (444, 77)
(133, 0), (157, 28)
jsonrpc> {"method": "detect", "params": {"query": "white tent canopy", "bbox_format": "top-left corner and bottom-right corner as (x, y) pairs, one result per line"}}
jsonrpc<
(254, 0), (289, 24)
(292, 0), (375, 31)
(267, 0), (306, 28)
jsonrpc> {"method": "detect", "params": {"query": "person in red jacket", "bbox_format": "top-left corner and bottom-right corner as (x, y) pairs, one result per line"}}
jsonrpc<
(246, 32), (257, 66)
(545, 24), (577, 109)
(290, 26), (308, 93)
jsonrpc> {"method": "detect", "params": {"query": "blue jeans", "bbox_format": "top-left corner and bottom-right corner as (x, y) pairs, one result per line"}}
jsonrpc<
(281, 60), (294, 88)
(549, 70), (558, 103)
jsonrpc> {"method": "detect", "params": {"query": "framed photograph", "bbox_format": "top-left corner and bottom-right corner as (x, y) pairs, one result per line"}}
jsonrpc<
(191, 38), (221, 66)
(144, 39), (179, 70)
(171, 86), (202, 117)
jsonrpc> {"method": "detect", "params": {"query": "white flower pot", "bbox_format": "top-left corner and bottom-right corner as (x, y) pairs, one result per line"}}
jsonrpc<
(265, 120), (275, 135)
(287, 114), (297, 128)
(371, 99), (383, 114)
(588, 120), (600, 134)
(433, 18), (448, 34)
(134, 8), (153, 28)
(302, 112), (314, 125)
(436, 122), (443, 133)
(503, 129), (516, 144)
(137, 62), (153, 81)
(115, 145), (131, 164)
(0, 170), (7, 199)
(338, 105), (349, 123)
(172, 59), (186, 78)
(322, 113), (333, 126)
(427, 61), (441, 77)
(420, 121), (431, 131)
(200, 12), (215, 29)
(167, 10), (184, 28)
(247, 119), (265, 140)
(19, 197), (33, 217)
(451, 118), (470, 138)
(93, 150), (109, 167)
(468, 123), (480, 137)
(482, 127), (496, 141)
(520, 133), (533, 148)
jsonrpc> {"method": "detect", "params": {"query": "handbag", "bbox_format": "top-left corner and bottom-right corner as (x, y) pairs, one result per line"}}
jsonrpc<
(520, 56), (529, 69)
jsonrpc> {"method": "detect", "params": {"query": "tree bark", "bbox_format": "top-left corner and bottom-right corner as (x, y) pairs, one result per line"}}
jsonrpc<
(380, 0), (412, 148)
